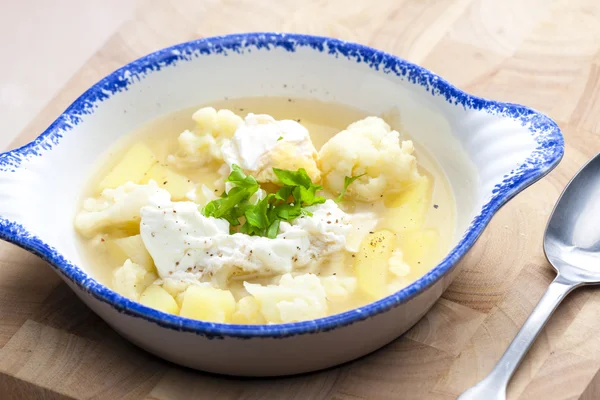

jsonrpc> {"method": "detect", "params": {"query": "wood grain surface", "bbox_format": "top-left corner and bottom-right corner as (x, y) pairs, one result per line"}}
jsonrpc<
(1, 0), (600, 399)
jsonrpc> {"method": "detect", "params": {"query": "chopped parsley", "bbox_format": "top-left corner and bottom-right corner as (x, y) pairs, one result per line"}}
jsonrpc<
(336, 173), (366, 202)
(202, 165), (325, 238)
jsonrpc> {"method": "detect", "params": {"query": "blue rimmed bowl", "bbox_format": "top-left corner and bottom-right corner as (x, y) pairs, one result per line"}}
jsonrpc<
(0, 33), (563, 376)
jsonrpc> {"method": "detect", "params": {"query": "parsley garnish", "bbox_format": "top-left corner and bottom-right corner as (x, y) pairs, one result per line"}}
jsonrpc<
(202, 165), (325, 238)
(336, 173), (366, 202)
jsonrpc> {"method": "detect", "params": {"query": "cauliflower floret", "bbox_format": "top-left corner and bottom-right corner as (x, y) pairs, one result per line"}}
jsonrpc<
(387, 249), (412, 294)
(389, 248), (411, 277)
(167, 107), (243, 169)
(320, 276), (357, 302)
(221, 113), (320, 184)
(232, 296), (267, 324)
(244, 273), (328, 323)
(113, 259), (157, 301)
(74, 181), (171, 238)
(318, 116), (421, 202)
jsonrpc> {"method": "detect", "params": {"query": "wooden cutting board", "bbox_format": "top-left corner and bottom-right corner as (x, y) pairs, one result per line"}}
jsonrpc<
(2, 0), (600, 399)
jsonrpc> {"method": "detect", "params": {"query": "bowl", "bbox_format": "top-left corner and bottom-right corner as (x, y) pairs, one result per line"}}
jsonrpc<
(0, 33), (563, 376)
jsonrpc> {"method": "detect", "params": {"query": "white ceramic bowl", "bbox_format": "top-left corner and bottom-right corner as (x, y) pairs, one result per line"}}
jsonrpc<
(0, 33), (563, 376)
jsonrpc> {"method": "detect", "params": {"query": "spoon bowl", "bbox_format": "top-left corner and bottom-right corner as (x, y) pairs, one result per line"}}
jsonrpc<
(545, 153), (600, 284)
(459, 153), (600, 400)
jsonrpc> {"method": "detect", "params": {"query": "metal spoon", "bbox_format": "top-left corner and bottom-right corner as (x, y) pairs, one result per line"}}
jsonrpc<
(458, 153), (600, 400)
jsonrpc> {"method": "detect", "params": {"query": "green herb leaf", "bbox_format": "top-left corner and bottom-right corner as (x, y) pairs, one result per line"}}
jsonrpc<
(336, 173), (366, 202)
(203, 165), (328, 239)
(244, 196), (269, 231)
(202, 166), (259, 220)
(274, 186), (293, 202)
(226, 164), (259, 190)
(275, 203), (304, 220)
(273, 168), (312, 189)
(266, 219), (280, 239)
(293, 185), (326, 206)
(277, 136), (284, 141)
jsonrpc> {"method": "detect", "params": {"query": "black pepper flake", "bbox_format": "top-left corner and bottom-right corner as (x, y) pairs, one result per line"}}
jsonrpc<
(296, 246), (301, 250)
(333, 273), (337, 275)
(351, 254), (355, 258)
(175, 262), (179, 266)
(283, 84), (287, 88)
(418, 261), (421, 264)
(369, 231), (374, 234)
(433, 204), (439, 209)
(287, 98), (292, 102)
(163, 181), (168, 185)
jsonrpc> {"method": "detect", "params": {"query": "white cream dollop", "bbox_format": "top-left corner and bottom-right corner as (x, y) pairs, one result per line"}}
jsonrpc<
(220, 113), (320, 183)
(139, 197), (351, 284)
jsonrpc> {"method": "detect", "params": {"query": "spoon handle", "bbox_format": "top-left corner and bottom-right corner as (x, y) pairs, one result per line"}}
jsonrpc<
(457, 275), (579, 400)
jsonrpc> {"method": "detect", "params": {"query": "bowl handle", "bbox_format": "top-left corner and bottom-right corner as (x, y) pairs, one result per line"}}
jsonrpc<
(0, 155), (52, 242)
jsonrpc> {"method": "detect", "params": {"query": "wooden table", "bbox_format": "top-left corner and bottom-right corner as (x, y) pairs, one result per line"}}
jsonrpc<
(1, 1), (600, 399)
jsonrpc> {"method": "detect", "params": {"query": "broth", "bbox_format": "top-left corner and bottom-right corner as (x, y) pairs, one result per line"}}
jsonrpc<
(76, 97), (455, 323)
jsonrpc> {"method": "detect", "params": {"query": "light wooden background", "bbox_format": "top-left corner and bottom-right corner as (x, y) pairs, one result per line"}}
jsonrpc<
(1, 0), (600, 399)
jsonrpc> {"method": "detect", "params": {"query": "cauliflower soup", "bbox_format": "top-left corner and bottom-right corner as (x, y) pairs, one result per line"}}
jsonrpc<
(74, 97), (455, 324)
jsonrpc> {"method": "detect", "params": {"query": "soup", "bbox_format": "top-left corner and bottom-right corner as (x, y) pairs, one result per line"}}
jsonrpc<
(74, 97), (455, 324)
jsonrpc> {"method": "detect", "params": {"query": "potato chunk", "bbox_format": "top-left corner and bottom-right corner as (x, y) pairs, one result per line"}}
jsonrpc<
(354, 230), (397, 299)
(383, 175), (431, 231)
(179, 285), (236, 323)
(98, 143), (157, 191)
(141, 164), (194, 200)
(139, 285), (180, 314)
(400, 229), (440, 270)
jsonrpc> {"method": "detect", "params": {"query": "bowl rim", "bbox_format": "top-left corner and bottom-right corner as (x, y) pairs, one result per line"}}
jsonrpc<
(0, 32), (564, 338)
